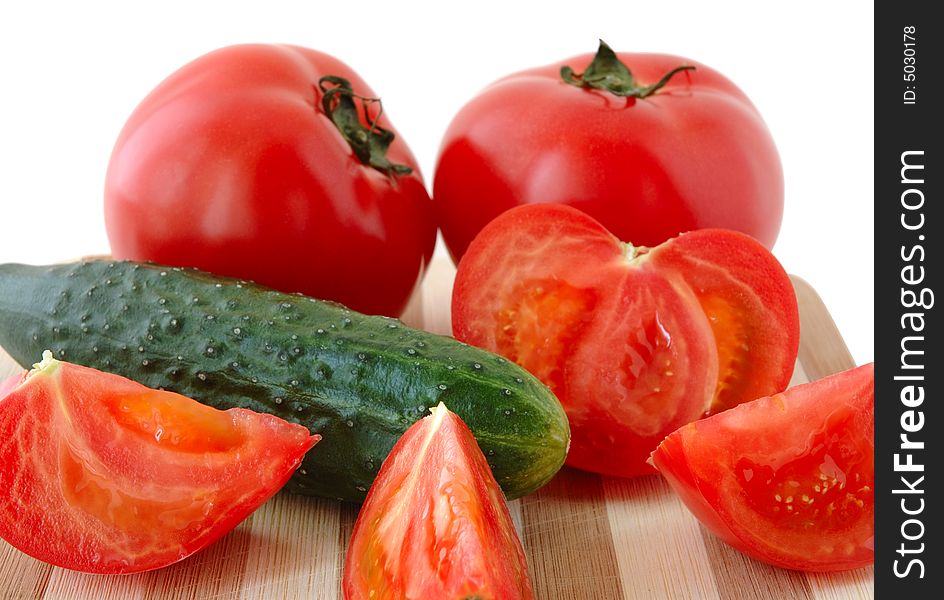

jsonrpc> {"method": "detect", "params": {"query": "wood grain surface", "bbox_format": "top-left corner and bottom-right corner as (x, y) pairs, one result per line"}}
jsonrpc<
(0, 258), (874, 599)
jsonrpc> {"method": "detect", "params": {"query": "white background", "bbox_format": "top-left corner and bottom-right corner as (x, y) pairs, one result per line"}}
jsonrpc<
(0, 1), (873, 365)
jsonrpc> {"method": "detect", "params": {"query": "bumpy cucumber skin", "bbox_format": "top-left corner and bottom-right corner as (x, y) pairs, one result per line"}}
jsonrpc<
(0, 261), (569, 503)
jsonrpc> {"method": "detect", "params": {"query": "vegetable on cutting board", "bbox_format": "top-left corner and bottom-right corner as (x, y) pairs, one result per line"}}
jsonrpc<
(344, 402), (534, 600)
(453, 203), (799, 477)
(651, 363), (874, 571)
(0, 260), (570, 503)
(433, 40), (783, 263)
(105, 44), (436, 317)
(0, 351), (317, 574)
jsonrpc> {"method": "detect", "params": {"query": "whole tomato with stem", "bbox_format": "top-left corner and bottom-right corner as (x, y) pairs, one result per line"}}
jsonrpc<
(434, 41), (783, 263)
(105, 44), (436, 317)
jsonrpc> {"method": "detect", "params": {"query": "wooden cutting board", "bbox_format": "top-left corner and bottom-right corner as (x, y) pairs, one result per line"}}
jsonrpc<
(0, 257), (873, 600)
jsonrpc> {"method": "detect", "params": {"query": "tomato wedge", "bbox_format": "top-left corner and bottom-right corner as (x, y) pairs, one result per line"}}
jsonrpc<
(452, 204), (798, 477)
(344, 402), (533, 600)
(651, 363), (874, 571)
(0, 352), (318, 573)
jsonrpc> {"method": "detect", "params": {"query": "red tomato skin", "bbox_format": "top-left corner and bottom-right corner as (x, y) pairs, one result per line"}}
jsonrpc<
(105, 44), (436, 317)
(651, 363), (874, 572)
(434, 52), (783, 262)
(0, 357), (317, 574)
(343, 404), (533, 600)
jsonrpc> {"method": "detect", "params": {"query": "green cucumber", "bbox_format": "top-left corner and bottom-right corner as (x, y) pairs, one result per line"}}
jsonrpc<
(0, 261), (569, 502)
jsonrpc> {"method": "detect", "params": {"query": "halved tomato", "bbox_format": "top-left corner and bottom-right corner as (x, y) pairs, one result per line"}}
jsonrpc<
(344, 402), (533, 600)
(0, 352), (318, 574)
(452, 204), (798, 477)
(651, 363), (874, 571)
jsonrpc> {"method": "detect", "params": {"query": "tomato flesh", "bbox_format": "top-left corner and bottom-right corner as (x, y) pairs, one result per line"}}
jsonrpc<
(495, 277), (596, 394)
(344, 403), (533, 599)
(453, 204), (797, 477)
(0, 354), (317, 573)
(562, 266), (716, 474)
(647, 229), (800, 413)
(651, 363), (874, 571)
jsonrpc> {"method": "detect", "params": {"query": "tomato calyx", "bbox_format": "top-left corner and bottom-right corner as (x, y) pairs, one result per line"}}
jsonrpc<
(560, 40), (695, 98)
(318, 75), (413, 177)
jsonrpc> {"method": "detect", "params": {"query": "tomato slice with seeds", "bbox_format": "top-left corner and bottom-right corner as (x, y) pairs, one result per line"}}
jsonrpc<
(344, 402), (533, 600)
(647, 228), (799, 413)
(0, 353), (318, 573)
(452, 204), (798, 477)
(651, 363), (874, 571)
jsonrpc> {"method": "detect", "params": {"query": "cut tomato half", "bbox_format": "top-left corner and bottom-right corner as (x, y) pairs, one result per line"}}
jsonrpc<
(0, 352), (318, 574)
(452, 204), (798, 477)
(343, 402), (533, 600)
(651, 363), (874, 571)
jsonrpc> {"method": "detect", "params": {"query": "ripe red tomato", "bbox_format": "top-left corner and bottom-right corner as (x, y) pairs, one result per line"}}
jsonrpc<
(434, 41), (783, 262)
(452, 204), (798, 477)
(344, 403), (533, 599)
(105, 44), (436, 317)
(0, 353), (317, 574)
(651, 363), (874, 571)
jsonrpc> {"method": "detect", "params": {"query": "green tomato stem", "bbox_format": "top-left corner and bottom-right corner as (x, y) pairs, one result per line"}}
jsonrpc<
(318, 75), (412, 178)
(561, 40), (695, 98)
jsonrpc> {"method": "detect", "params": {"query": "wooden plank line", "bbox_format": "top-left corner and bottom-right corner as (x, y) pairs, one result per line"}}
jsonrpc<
(506, 499), (525, 542)
(236, 494), (342, 600)
(0, 542), (54, 599)
(333, 503), (359, 597)
(140, 519), (253, 600)
(520, 468), (624, 600)
(604, 476), (720, 600)
(790, 276), (857, 380)
(43, 570), (145, 600)
(806, 568), (875, 600)
(402, 257), (456, 336)
(700, 529), (814, 600)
